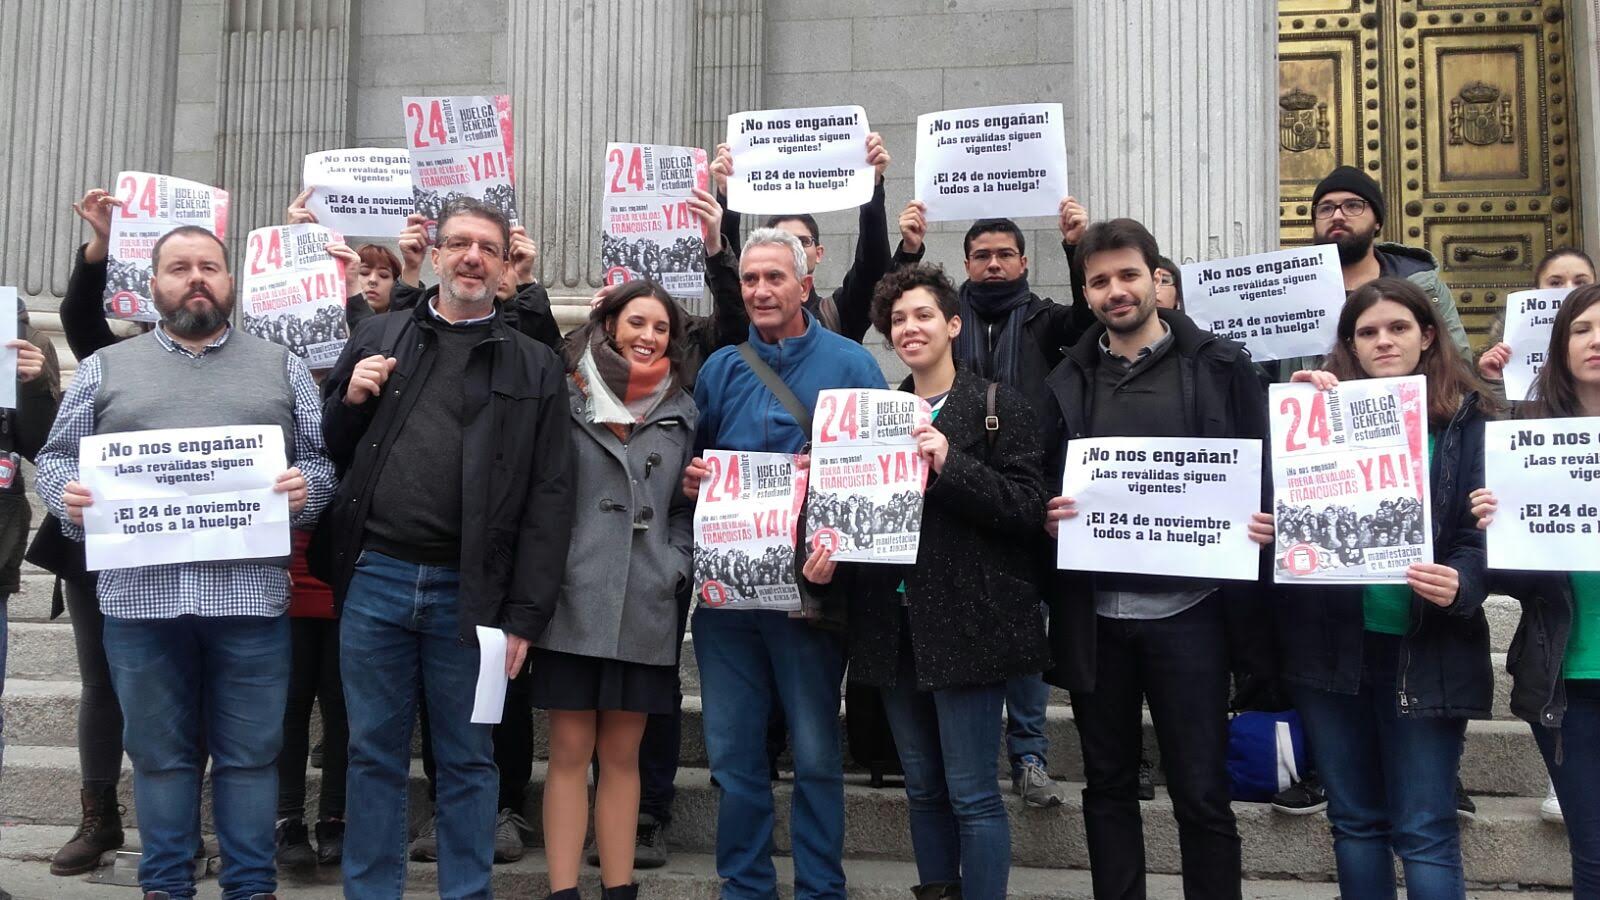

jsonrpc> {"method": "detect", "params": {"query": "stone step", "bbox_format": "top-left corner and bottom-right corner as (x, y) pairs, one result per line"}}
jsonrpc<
(0, 749), (1573, 889)
(0, 679), (1552, 800)
(7, 573), (62, 623)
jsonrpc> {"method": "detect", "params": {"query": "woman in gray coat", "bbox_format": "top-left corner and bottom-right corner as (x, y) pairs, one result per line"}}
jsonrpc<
(530, 280), (697, 900)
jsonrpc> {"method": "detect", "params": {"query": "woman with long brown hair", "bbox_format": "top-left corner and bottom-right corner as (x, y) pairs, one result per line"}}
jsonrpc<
(1248, 277), (1494, 900)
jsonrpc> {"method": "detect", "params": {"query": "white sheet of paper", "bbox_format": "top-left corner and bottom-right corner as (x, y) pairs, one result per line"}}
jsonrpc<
(1485, 418), (1600, 570)
(471, 625), (508, 724)
(1182, 245), (1344, 362)
(0, 286), (17, 410)
(1502, 288), (1570, 402)
(724, 106), (874, 215)
(914, 103), (1068, 222)
(303, 149), (414, 237)
(1056, 437), (1263, 580)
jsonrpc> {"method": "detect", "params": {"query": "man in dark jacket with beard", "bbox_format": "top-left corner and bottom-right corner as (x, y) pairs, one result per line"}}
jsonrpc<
(319, 197), (574, 898)
(1041, 217), (1269, 900)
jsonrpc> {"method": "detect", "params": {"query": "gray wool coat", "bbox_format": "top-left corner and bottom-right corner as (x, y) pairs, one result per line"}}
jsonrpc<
(535, 376), (698, 666)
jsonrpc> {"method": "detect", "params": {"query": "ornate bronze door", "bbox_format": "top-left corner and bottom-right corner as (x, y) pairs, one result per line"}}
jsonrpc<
(1278, 0), (1581, 345)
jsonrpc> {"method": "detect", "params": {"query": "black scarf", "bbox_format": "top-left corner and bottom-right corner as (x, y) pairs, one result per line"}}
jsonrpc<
(954, 276), (1032, 387)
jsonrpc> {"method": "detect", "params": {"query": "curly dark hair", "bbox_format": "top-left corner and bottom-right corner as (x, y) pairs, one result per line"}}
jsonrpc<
(870, 263), (960, 338)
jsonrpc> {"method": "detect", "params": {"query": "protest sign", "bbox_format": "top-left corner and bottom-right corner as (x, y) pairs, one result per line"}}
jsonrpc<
(302, 149), (414, 237)
(1502, 288), (1570, 402)
(403, 95), (518, 234)
(806, 389), (933, 564)
(693, 449), (808, 611)
(1269, 375), (1432, 584)
(724, 106), (874, 215)
(914, 103), (1068, 222)
(104, 172), (230, 323)
(471, 626), (508, 724)
(0, 286), (16, 410)
(240, 224), (349, 370)
(1484, 418), (1600, 571)
(1057, 437), (1263, 581)
(600, 142), (710, 300)
(1182, 245), (1343, 361)
(78, 425), (290, 571)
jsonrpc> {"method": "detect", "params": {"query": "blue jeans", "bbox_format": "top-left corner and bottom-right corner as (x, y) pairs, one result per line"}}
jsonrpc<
(1290, 633), (1467, 900)
(693, 608), (847, 900)
(880, 656), (1009, 900)
(103, 614), (289, 900)
(1533, 678), (1600, 898)
(1005, 602), (1050, 773)
(341, 552), (496, 900)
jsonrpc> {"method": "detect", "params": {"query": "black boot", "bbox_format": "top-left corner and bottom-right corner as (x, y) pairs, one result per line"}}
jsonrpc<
(912, 884), (962, 900)
(50, 787), (125, 875)
(547, 890), (581, 900)
(602, 885), (639, 900)
(314, 818), (345, 865)
(274, 819), (316, 870)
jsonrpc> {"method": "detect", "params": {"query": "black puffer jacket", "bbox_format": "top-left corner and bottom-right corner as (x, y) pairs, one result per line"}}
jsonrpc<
(1275, 393), (1491, 718)
(846, 370), (1051, 691)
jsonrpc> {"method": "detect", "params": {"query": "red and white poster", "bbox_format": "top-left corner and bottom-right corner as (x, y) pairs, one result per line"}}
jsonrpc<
(239, 224), (349, 370)
(402, 95), (517, 237)
(600, 142), (710, 300)
(806, 389), (933, 564)
(104, 172), (230, 322)
(693, 450), (808, 611)
(1269, 375), (1432, 584)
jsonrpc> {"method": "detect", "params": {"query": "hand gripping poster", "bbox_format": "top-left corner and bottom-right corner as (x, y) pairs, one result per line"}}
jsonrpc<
(693, 450), (808, 611)
(239, 224), (349, 370)
(806, 389), (934, 564)
(403, 95), (517, 235)
(104, 172), (230, 322)
(600, 143), (710, 300)
(1269, 375), (1432, 584)
(1502, 288), (1570, 402)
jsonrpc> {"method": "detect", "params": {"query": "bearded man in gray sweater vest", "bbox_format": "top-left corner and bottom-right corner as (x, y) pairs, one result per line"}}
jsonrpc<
(35, 225), (336, 900)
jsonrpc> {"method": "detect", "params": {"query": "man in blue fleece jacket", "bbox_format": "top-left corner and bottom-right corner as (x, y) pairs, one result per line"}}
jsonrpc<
(683, 227), (883, 899)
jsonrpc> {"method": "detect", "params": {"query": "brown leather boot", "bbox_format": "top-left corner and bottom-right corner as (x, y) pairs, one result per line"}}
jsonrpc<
(50, 786), (125, 875)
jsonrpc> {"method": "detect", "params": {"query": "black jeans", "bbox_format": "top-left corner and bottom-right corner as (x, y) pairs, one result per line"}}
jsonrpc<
(1070, 595), (1242, 900)
(420, 664), (533, 813)
(65, 577), (123, 792)
(278, 616), (346, 821)
(638, 581), (694, 825)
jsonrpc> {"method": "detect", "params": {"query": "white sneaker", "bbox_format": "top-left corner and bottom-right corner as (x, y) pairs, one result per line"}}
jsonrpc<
(1541, 781), (1564, 825)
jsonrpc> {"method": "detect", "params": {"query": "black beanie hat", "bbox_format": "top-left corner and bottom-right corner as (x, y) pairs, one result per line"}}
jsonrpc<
(1312, 165), (1385, 226)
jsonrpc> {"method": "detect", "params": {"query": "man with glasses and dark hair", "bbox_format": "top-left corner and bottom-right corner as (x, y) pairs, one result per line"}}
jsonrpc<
(319, 196), (575, 897)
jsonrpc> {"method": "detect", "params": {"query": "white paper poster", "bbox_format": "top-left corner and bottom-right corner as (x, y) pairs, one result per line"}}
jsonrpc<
(914, 103), (1068, 222)
(302, 149), (414, 237)
(240, 224), (349, 370)
(1057, 437), (1263, 581)
(1269, 375), (1432, 584)
(0, 286), (17, 411)
(693, 449), (808, 611)
(471, 626), (508, 724)
(1484, 418), (1600, 571)
(104, 172), (230, 322)
(724, 106), (874, 215)
(1502, 288), (1570, 402)
(1182, 245), (1344, 361)
(78, 425), (290, 571)
(403, 95), (518, 233)
(806, 389), (933, 564)
(600, 142), (710, 300)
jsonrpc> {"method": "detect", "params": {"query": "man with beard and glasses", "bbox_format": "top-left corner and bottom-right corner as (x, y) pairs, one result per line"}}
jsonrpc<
(33, 225), (338, 900)
(1278, 166), (1468, 377)
(1039, 218), (1271, 900)
(319, 197), (573, 898)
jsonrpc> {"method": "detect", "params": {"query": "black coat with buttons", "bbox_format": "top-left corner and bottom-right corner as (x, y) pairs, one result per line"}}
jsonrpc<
(1493, 569), (1580, 729)
(845, 369), (1052, 691)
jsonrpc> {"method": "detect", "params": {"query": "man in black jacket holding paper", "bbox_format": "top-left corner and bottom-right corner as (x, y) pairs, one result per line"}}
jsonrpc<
(1041, 217), (1270, 900)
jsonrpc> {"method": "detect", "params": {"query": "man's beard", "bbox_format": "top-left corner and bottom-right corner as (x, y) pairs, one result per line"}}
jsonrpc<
(441, 268), (496, 307)
(156, 283), (232, 338)
(1317, 227), (1376, 266)
(1098, 287), (1157, 334)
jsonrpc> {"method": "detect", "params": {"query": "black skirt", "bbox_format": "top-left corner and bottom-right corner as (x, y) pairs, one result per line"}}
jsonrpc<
(528, 648), (678, 715)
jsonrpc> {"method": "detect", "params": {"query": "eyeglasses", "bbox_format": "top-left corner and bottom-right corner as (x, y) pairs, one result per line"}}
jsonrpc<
(968, 249), (1021, 263)
(794, 236), (817, 248)
(1312, 198), (1370, 220)
(438, 235), (507, 260)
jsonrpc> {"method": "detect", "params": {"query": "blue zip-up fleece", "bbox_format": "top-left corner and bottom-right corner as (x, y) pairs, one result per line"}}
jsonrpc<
(694, 311), (886, 454)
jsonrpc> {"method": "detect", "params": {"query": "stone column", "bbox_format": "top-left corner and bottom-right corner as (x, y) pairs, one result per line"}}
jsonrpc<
(1073, 0), (1279, 262)
(214, 1), (354, 261)
(0, 0), (179, 326)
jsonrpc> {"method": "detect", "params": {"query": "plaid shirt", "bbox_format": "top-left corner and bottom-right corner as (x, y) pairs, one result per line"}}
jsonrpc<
(33, 325), (336, 619)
